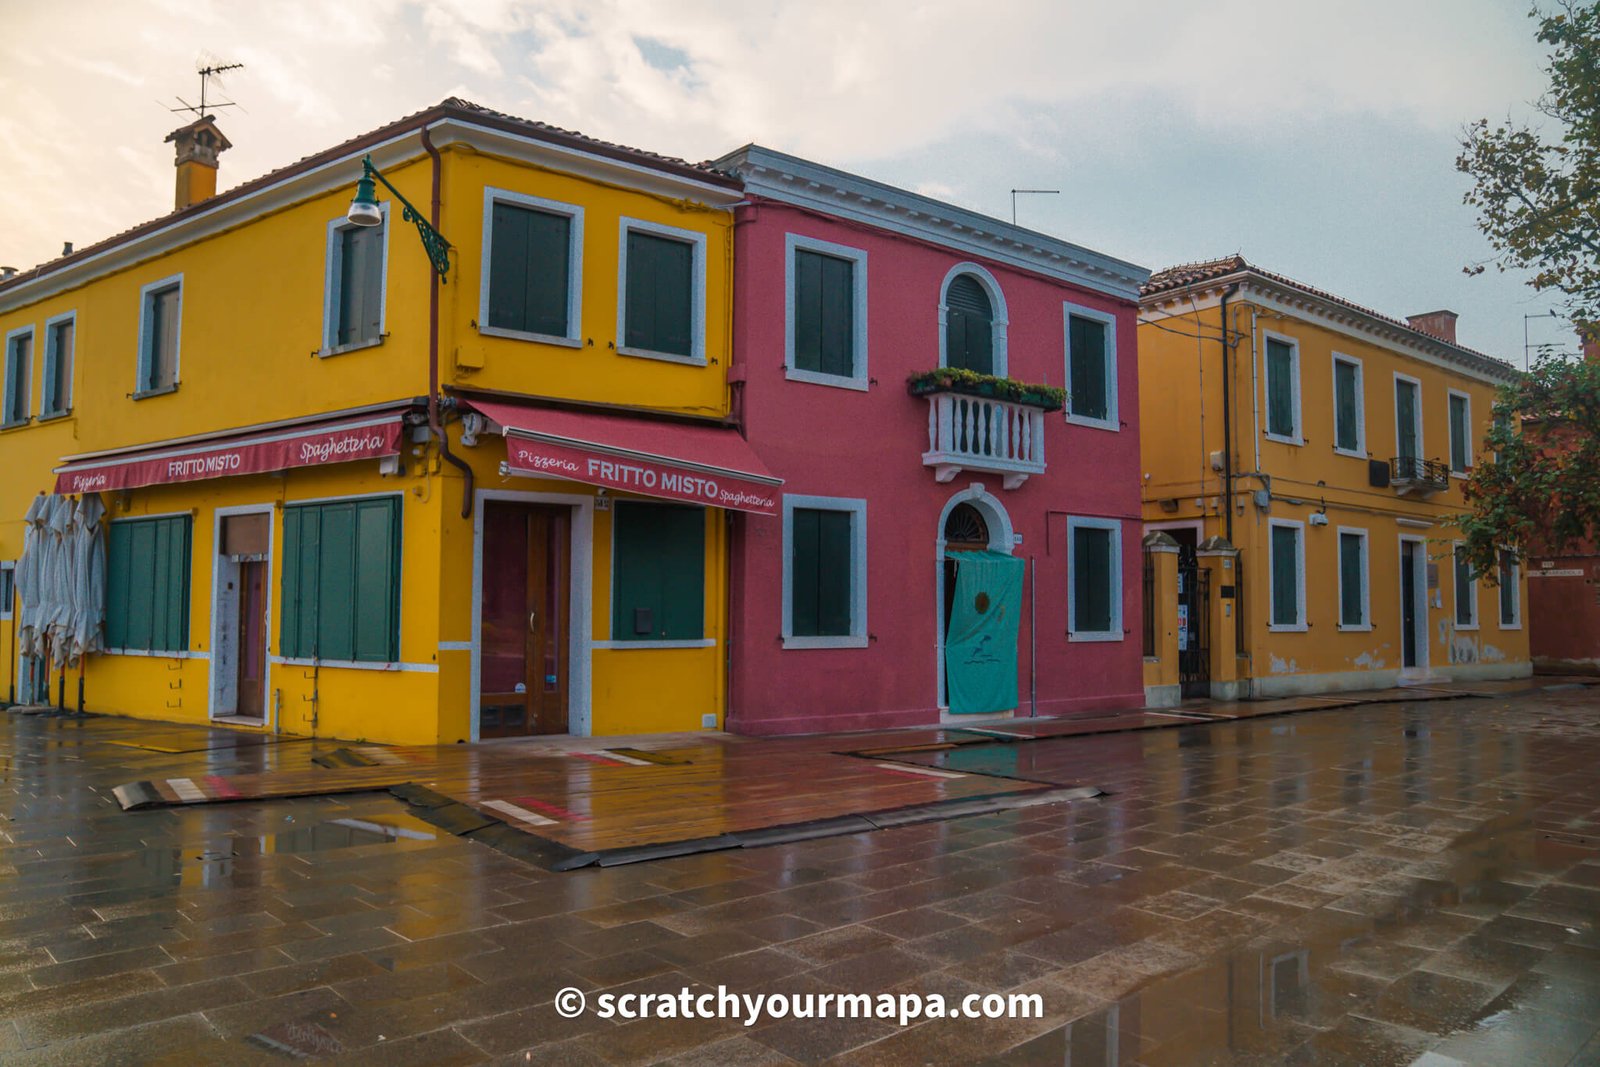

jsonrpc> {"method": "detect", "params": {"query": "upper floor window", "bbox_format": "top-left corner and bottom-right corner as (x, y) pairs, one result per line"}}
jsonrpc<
(1264, 333), (1300, 443)
(324, 207), (387, 354)
(1332, 353), (1364, 456)
(482, 189), (583, 345)
(618, 218), (705, 364)
(786, 234), (867, 389)
(1064, 302), (1117, 429)
(1448, 390), (1472, 474)
(41, 313), (73, 417)
(1394, 374), (1423, 462)
(938, 265), (1008, 377)
(136, 275), (182, 397)
(3, 326), (32, 427)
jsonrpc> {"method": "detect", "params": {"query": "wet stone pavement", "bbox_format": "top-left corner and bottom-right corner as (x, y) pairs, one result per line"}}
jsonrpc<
(1, 690), (1599, 1065)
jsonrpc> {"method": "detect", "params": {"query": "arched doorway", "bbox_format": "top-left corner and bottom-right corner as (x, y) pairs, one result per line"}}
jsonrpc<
(935, 487), (1020, 714)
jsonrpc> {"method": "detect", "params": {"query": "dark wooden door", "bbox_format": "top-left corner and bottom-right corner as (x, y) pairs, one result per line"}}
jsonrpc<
(480, 503), (571, 737)
(236, 559), (267, 718)
(1401, 542), (1419, 668)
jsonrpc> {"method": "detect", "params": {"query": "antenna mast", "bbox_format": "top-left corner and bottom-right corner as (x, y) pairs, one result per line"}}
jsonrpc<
(169, 61), (245, 120)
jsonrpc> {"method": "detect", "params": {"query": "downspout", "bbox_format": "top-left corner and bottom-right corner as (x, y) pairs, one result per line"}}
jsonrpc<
(1219, 283), (1240, 543)
(421, 127), (474, 520)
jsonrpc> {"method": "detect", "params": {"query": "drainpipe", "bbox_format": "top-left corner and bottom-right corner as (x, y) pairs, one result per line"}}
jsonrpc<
(421, 126), (474, 520)
(1219, 283), (1240, 543)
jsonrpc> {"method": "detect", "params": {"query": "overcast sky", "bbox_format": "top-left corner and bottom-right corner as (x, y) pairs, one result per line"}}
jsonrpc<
(0, 0), (1576, 364)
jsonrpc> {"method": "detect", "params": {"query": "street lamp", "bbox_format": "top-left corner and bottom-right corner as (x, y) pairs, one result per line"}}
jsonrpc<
(346, 154), (452, 280)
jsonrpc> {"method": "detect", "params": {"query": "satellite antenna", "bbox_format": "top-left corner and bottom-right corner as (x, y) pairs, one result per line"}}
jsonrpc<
(169, 61), (245, 120)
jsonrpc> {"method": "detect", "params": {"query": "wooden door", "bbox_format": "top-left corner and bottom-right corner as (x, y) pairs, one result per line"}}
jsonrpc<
(1401, 542), (1419, 668)
(236, 559), (267, 718)
(480, 503), (571, 737)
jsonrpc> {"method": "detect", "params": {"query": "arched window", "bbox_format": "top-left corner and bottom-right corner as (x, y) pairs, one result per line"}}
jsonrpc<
(943, 502), (990, 549)
(944, 274), (994, 374)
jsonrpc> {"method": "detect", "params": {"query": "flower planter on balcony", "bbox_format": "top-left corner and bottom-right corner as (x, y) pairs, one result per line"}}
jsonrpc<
(906, 371), (1065, 413)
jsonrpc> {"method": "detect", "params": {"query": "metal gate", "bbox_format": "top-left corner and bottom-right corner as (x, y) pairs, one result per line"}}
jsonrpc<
(1178, 560), (1211, 698)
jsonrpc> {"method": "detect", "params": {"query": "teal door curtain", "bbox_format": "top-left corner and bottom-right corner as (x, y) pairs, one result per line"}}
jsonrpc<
(944, 549), (1023, 715)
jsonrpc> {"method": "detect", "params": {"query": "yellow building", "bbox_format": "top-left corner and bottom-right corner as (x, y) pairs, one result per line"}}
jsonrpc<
(1138, 256), (1529, 699)
(0, 99), (772, 745)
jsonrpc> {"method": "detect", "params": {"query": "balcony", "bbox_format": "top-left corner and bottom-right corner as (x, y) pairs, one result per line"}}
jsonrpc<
(1390, 456), (1450, 495)
(921, 391), (1047, 489)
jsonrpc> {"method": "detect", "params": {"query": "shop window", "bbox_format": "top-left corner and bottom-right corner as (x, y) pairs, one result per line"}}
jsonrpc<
(1065, 302), (1117, 428)
(1068, 517), (1121, 640)
(324, 209), (387, 352)
(788, 235), (867, 387)
(483, 190), (581, 343)
(3, 327), (31, 426)
(41, 313), (73, 416)
(619, 220), (704, 362)
(136, 276), (182, 396)
(280, 496), (401, 662)
(611, 502), (704, 640)
(784, 496), (867, 646)
(106, 515), (191, 652)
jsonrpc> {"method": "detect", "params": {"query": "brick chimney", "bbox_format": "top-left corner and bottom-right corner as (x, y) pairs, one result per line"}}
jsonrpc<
(1406, 310), (1458, 344)
(164, 116), (232, 211)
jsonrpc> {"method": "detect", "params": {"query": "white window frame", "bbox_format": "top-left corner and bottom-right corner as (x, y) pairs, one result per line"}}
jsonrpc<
(135, 273), (184, 398)
(1330, 352), (1365, 458)
(1447, 388), (1473, 477)
(1498, 553), (1522, 630)
(479, 187), (585, 348)
(0, 560), (15, 620)
(1452, 541), (1478, 630)
(1393, 372), (1424, 461)
(937, 262), (1009, 378)
(1267, 518), (1308, 632)
(1066, 516), (1123, 642)
(2, 325), (33, 427)
(40, 310), (75, 418)
(1063, 300), (1118, 431)
(781, 494), (868, 650)
(321, 202), (390, 356)
(784, 232), (869, 391)
(1336, 526), (1371, 632)
(616, 216), (707, 366)
(1262, 330), (1302, 445)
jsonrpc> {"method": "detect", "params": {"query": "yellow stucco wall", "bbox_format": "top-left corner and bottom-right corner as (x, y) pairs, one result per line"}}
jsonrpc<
(1139, 297), (1531, 695)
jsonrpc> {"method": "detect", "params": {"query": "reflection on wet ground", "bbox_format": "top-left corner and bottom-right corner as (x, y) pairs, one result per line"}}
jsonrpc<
(1, 691), (1598, 1063)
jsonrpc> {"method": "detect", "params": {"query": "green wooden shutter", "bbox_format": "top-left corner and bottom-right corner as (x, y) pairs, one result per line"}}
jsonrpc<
(1069, 315), (1109, 421)
(1073, 526), (1112, 633)
(946, 276), (993, 374)
(1499, 555), (1516, 623)
(791, 508), (820, 636)
(523, 210), (571, 338)
(281, 499), (400, 662)
(1266, 339), (1295, 437)
(612, 502), (704, 639)
(4, 335), (26, 423)
(338, 225), (383, 346)
(1335, 360), (1359, 451)
(794, 251), (855, 378)
(105, 521), (132, 649)
(1339, 533), (1364, 626)
(1454, 549), (1474, 625)
(815, 510), (852, 635)
(353, 498), (400, 661)
(1396, 381), (1419, 460)
(626, 231), (693, 356)
(315, 504), (356, 661)
(1449, 394), (1469, 470)
(1271, 525), (1299, 626)
(105, 516), (190, 652)
(488, 202), (530, 332)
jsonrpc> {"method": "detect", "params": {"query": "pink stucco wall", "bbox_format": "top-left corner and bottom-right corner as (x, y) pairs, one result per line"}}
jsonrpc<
(727, 197), (1146, 735)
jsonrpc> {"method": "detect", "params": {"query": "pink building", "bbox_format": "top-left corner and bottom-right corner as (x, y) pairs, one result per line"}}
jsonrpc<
(717, 147), (1150, 735)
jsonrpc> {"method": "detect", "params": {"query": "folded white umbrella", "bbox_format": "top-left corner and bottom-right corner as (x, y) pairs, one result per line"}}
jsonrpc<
(15, 493), (47, 661)
(41, 494), (74, 670)
(69, 494), (106, 663)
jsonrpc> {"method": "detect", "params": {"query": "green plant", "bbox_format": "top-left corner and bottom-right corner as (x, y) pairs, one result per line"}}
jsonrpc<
(905, 368), (1067, 410)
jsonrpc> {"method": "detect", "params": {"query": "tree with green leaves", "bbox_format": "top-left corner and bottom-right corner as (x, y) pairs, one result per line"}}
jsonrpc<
(1458, 2), (1600, 321)
(1459, 354), (1600, 580)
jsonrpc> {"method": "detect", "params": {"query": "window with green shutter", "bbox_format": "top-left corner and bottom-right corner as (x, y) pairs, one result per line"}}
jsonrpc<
(1266, 338), (1297, 439)
(1334, 357), (1361, 452)
(139, 281), (181, 394)
(623, 229), (694, 357)
(332, 223), (385, 348)
(793, 249), (855, 378)
(280, 497), (401, 662)
(1396, 379), (1421, 461)
(1068, 313), (1110, 423)
(1339, 531), (1366, 627)
(487, 201), (573, 338)
(3, 329), (30, 425)
(945, 275), (994, 374)
(1449, 393), (1471, 472)
(791, 508), (853, 637)
(612, 502), (704, 640)
(1454, 546), (1476, 626)
(1071, 524), (1115, 634)
(106, 516), (191, 652)
(1498, 552), (1519, 626)
(1270, 523), (1302, 627)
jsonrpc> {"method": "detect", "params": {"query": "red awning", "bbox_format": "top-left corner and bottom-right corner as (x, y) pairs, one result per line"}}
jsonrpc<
(468, 399), (781, 516)
(53, 410), (409, 495)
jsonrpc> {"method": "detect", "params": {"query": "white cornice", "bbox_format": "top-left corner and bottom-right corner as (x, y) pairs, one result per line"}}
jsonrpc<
(0, 118), (740, 314)
(1141, 274), (1519, 387)
(717, 145), (1148, 302)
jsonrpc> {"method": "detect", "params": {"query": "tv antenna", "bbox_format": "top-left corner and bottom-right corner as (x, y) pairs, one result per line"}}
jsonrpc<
(1010, 188), (1060, 226)
(169, 61), (245, 120)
